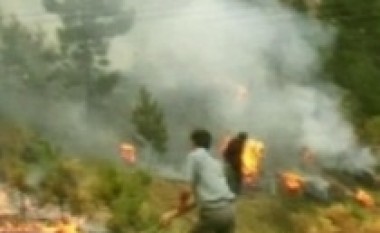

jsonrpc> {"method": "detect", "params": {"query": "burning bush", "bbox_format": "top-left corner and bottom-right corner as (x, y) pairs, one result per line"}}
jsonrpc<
(278, 171), (305, 196)
(354, 189), (376, 209)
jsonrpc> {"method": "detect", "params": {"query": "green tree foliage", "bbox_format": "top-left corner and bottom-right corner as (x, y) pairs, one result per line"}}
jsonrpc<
(0, 122), (61, 198)
(319, 0), (380, 117)
(0, 105), (154, 230)
(0, 16), (58, 94)
(280, 1), (380, 147)
(0, 122), (33, 191)
(91, 163), (125, 206)
(3, 158), (28, 192)
(132, 87), (168, 154)
(0, 121), (45, 216)
(106, 170), (153, 233)
(42, 0), (134, 112)
(38, 157), (99, 214)
(21, 138), (59, 165)
(37, 155), (153, 226)
(363, 116), (380, 147)
(91, 162), (150, 203)
(38, 158), (83, 212)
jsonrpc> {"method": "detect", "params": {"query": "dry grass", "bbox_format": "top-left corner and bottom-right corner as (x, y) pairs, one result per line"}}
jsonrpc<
(144, 179), (380, 233)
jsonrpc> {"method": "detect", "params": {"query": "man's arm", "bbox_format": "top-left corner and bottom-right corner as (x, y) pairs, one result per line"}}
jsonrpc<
(160, 185), (196, 227)
(176, 186), (196, 215)
(160, 152), (198, 227)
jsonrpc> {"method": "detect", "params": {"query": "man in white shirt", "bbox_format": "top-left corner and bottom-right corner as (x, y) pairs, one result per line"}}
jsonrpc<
(160, 129), (236, 233)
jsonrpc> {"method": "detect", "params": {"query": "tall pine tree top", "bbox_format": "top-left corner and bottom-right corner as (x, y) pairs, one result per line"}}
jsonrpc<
(132, 87), (168, 155)
(42, 0), (135, 114)
(43, 0), (133, 62)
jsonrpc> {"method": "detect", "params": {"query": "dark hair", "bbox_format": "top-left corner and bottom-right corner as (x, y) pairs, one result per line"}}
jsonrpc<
(237, 132), (248, 141)
(190, 129), (212, 149)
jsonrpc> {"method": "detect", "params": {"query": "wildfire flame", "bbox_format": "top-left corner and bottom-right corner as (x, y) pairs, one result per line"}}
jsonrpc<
(119, 143), (137, 164)
(0, 216), (80, 233)
(279, 171), (305, 196)
(241, 139), (265, 185)
(354, 189), (375, 208)
(219, 135), (265, 186)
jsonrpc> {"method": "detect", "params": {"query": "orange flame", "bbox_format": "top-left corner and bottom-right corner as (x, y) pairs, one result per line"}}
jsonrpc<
(56, 218), (79, 233)
(241, 139), (265, 185)
(119, 143), (136, 164)
(354, 189), (375, 208)
(279, 171), (305, 196)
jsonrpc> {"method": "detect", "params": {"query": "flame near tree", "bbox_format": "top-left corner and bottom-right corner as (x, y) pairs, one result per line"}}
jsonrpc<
(119, 143), (137, 164)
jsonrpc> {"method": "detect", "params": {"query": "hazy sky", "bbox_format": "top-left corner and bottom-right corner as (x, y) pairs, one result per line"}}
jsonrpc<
(0, 0), (59, 38)
(0, 0), (134, 69)
(1, 0), (43, 16)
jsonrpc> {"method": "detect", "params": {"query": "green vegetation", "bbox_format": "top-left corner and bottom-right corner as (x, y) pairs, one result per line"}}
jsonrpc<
(42, 0), (133, 114)
(0, 0), (379, 232)
(318, 0), (380, 150)
(0, 116), (379, 233)
(132, 87), (168, 155)
(0, 120), (155, 232)
(278, 0), (380, 154)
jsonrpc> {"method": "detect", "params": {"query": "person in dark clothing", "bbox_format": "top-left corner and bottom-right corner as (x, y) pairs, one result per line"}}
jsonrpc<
(223, 132), (248, 195)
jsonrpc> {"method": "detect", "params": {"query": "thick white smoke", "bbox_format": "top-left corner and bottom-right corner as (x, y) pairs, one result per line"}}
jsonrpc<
(113, 0), (375, 171)
(0, 0), (375, 171)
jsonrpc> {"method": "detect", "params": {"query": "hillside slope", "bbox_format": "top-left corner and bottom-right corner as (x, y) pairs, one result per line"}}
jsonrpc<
(145, 178), (380, 233)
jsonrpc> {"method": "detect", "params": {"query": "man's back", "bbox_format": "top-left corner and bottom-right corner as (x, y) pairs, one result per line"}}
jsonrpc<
(160, 129), (235, 233)
(187, 148), (235, 207)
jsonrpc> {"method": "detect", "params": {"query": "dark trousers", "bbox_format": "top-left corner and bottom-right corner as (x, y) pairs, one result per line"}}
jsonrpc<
(190, 204), (235, 233)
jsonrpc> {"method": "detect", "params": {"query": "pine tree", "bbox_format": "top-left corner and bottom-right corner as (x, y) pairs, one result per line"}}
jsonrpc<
(42, 0), (134, 113)
(132, 87), (168, 155)
(0, 16), (58, 94)
(319, 0), (380, 117)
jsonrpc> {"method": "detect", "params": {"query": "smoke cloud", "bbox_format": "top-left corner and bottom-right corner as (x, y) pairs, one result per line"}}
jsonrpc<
(0, 0), (376, 171)
(117, 0), (375, 171)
